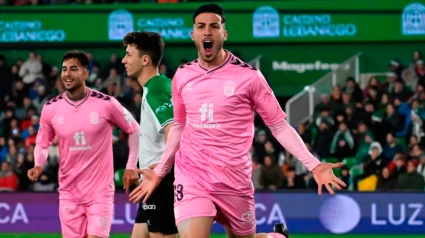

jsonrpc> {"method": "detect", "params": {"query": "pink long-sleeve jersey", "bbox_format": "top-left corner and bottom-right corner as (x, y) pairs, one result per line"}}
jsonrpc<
(35, 88), (137, 203)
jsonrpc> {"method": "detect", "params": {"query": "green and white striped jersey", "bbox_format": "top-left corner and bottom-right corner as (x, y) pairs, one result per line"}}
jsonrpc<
(138, 75), (174, 170)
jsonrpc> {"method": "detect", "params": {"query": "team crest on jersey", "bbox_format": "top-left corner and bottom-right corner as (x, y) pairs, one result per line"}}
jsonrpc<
(224, 81), (236, 97)
(90, 112), (99, 125)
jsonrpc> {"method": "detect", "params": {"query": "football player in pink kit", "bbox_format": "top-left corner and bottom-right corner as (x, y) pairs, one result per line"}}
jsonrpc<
(27, 50), (140, 238)
(130, 4), (346, 238)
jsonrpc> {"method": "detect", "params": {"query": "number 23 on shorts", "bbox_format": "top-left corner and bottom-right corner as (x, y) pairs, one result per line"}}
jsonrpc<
(174, 184), (184, 202)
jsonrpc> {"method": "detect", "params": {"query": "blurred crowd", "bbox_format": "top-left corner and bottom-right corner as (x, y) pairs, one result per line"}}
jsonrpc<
(249, 51), (425, 192)
(1, 49), (425, 193)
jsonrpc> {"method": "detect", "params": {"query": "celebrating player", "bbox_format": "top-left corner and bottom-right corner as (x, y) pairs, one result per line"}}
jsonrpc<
(27, 50), (140, 238)
(130, 4), (346, 238)
(121, 31), (177, 238)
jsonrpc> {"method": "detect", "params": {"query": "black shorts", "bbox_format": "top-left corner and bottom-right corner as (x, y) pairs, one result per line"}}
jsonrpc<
(132, 167), (177, 235)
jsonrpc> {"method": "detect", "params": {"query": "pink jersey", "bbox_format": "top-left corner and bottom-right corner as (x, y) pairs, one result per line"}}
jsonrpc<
(172, 51), (286, 196)
(36, 88), (136, 204)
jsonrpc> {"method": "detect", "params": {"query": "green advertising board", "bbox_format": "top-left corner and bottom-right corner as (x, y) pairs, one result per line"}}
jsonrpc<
(0, 0), (425, 44)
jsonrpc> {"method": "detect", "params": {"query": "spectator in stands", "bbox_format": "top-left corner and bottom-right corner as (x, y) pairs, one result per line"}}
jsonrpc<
(0, 137), (7, 163)
(416, 153), (425, 181)
(407, 135), (420, 153)
(12, 80), (29, 108)
(343, 77), (363, 103)
(344, 105), (356, 129)
(32, 85), (50, 111)
(388, 153), (407, 179)
(24, 126), (37, 147)
(389, 59), (405, 80)
(365, 142), (387, 173)
(159, 61), (172, 78)
(415, 60), (425, 83)
(382, 104), (402, 136)
(314, 108), (334, 129)
(332, 92), (353, 116)
(363, 76), (383, 99)
(0, 161), (18, 191)
(36, 54), (51, 79)
(104, 67), (122, 87)
(88, 63), (100, 87)
(18, 51), (42, 85)
(380, 93), (389, 109)
(407, 144), (423, 161)
(296, 123), (312, 144)
(377, 167), (397, 190)
(364, 86), (380, 109)
(331, 85), (342, 105)
(353, 142), (387, 189)
(410, 51), (422, 69)
(281, 166), (306, 190)
(392, 79), (413, 102)
(354, 122), (374, 162)
(103, 53), (125, 77)
(13, 153), (28, 190)
(314, 93), (331, 115)
(330, 121), (355, 161)
(259, 154), (283, 191)
(313, 119), (333, 159)
(382, 133), (403, 161)
(398, 160), (425, 190)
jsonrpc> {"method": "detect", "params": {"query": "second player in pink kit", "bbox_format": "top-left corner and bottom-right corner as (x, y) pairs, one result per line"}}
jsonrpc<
(130, 4), (346, 238)
(28, 51), (140, 238)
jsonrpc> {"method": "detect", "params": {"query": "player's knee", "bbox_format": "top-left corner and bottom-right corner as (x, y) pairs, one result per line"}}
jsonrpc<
(87, 235), (104, 238)
(177, 217), (214, 238)
(228, 231), (256, 238)
(254, 234), (271, 238)
(149, 232), (177, 238)
(132, 223), (150, 238)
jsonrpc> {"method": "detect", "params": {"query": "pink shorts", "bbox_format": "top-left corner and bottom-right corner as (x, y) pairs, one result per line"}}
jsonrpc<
(174, 174), (256, 236)
(59, 200), (113, 238)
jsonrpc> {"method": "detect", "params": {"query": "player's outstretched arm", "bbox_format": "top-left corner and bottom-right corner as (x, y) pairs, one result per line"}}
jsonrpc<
(123, 122), (140, 193)
(28, 104), (55, 182)
(107, 97), (140, 193)
(250, 71), (346, 195)
(28, 145), (49, 181)
(153, 75), (186, 178)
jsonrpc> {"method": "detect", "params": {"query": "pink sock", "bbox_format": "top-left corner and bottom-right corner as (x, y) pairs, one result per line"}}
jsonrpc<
(268, 233), (286, 238)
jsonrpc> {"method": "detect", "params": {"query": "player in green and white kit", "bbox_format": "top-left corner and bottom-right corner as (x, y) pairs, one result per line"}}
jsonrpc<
(122, 31), (177, 238)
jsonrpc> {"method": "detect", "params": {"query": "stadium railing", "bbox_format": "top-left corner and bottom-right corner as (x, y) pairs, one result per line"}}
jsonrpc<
(285, 53), (361, 126)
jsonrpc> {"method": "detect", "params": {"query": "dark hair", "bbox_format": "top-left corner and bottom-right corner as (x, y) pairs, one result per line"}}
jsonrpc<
(62, 50), (89, 70)
(287, 166), (296, 172)
(123, 31), (164, 67)
(193, 4), (226, 24)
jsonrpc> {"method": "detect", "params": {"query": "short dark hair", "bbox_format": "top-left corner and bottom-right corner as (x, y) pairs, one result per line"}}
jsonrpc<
(62, 50), (89, 69)
(123, 31), (164, 67)
(193, 4), (226, 24)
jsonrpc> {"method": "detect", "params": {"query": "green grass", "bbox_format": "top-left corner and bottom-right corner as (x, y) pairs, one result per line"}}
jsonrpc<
(0, 234), (424, 238)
